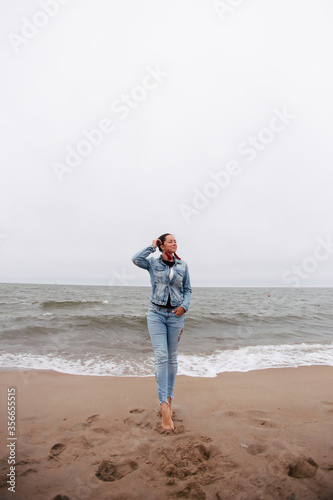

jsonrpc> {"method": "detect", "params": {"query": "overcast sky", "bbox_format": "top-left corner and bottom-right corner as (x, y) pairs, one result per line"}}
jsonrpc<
(1, 0), (333, 287)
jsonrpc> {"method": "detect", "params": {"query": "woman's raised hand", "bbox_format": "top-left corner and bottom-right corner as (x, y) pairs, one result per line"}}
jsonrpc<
(152, 238), (162, 248)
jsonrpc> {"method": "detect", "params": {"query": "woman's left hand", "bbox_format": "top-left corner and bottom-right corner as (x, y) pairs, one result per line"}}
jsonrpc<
(172, 307), (185, 317)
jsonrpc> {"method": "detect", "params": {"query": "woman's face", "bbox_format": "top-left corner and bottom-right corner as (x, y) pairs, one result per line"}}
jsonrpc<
(161, 234), (177, 254)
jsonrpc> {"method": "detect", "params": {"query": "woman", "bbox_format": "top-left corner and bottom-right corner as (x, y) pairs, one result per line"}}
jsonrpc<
(131, 233), (192, 431)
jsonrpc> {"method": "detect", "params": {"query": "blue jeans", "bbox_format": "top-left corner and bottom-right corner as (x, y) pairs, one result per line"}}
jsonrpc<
(147, 302), (185, 405)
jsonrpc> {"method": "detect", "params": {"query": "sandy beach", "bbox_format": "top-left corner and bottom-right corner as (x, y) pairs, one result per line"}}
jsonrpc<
(1, 366), (333, 499)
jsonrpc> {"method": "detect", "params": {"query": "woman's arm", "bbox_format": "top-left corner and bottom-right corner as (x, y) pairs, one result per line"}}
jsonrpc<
(131, 244), (156, 270)
(180, 264), (192, 312)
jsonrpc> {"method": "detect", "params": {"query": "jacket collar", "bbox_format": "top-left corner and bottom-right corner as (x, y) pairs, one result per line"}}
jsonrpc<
(158, 254), (179, 265)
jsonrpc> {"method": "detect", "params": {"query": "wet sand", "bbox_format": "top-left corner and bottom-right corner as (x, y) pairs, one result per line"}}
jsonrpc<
(1, 366), (333, 499)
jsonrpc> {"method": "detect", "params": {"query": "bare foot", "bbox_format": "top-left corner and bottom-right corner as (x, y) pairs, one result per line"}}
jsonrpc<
(167, 397), (173, 419)
(160, 402), (174, 430)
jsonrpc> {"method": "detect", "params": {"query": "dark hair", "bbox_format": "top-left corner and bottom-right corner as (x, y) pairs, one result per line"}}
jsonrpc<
(157, 233), (173, 252)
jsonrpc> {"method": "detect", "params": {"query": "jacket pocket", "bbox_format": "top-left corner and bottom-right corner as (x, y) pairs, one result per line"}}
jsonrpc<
(154, 266), (167, 283)
(155, 265), (166, 271)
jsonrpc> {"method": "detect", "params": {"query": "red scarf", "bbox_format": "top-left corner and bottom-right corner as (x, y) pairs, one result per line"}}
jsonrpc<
(165, 251), (181, 261)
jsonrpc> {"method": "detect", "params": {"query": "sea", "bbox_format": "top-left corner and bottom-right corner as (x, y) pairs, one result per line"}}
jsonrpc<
(0, 283), (332, 377)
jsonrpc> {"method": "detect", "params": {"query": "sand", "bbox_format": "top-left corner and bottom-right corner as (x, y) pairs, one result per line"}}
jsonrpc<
(0, 366), (333, 500)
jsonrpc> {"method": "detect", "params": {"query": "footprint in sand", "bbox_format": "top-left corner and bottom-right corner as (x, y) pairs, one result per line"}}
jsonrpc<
(87, 414), (100, 424)
(129, 408), (145, 414)
(49, 443), (66, 459)
(287, 457), (318, 478)
(124, 409), (153, 429)
(70, 414), (100, 430)
(95, 459), (138, 482)
(244, 444), (267, 456)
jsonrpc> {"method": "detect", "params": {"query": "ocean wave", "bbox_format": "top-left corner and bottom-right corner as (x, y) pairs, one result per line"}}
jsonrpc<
(41, 300), (109, 308)
(191, 311), (320, 324)
(178, 343), (333, 376)
(0, 352), (154, 377)
(66, 313), (148, 329)
(0, 343), (332, 377)
(42, 311), (316, 328)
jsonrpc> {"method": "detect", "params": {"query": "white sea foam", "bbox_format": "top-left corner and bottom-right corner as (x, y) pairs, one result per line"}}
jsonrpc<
(0, 343), (332, 377)
(178, 343), (333, 376)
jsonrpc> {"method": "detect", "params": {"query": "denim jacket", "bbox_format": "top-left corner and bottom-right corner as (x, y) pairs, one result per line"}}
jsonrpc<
(131, 245), (192, 312)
